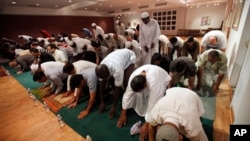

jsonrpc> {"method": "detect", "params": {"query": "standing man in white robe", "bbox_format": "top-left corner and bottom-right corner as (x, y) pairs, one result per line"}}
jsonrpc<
(139, 12), (161, 65)
(117, 64), (171, 141)
(116, 20), (126, 37)
(91, 23), (105, 40)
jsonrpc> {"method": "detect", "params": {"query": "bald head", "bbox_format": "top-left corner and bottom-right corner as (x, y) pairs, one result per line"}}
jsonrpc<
(208, 36), (218, 46)
(95, 64), (110, 79)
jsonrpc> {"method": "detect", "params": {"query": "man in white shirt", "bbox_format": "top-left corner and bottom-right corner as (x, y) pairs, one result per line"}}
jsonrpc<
(168, 36), (184, 60)
(158, 34), (170, 55)
(32, 61), (68, 96)
(125, 41), (142, 69)
(47, 44), (68, 63)
(63, 60), (97, 97)
(95, 48), (136, 118)
(139, 12), (161, 65)
(200, 30), (227, 53)
(116, 20), (126, 36)
(91, 23), (105, 40)
(117, 64), (171, 141)
(67, 67), (98, 119)
(145, 87), (208, 141)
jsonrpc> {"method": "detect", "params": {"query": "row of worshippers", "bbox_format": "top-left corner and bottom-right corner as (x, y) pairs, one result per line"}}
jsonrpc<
(28, 46), (226, 141)
(4, 11), (228, 141)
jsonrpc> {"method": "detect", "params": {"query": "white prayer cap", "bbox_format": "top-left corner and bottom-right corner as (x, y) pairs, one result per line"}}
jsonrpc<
(116, 20), (119, 24)
(71, 33), (79, 38)
(30, 64), (39, 73)
(156, 124), (179, 141)
(91, 23), (96, 27)
(125, 41), (132, 48)
(104, 34), (109, 39)
(141, 12), (149, 18)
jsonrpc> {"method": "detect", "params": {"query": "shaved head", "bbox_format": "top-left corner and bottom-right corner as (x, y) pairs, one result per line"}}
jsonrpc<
(95, 64), (110, 79)
(209, 36), (217, 46)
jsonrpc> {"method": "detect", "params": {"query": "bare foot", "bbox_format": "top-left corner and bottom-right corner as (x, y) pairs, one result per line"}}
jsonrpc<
(109, 106), (116, 119)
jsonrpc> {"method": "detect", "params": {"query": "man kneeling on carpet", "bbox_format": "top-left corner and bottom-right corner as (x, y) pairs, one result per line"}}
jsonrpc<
(67, 68), (98, 119)
(145, 87), (208, 141)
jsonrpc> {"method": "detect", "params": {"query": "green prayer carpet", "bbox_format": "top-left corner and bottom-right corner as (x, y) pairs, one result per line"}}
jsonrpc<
(2, 63), (215, 141)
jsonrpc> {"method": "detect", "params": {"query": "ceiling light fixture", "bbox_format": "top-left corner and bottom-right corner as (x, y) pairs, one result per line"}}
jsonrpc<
(185, 0), (222, 9)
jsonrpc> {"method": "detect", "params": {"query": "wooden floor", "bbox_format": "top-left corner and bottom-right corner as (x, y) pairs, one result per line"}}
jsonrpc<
(0, 75), (86, 141)
(213, 80), (233, 141)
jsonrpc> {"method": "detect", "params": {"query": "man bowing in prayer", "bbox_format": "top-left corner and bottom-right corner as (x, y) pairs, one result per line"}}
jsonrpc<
(139, 12), (161, 65)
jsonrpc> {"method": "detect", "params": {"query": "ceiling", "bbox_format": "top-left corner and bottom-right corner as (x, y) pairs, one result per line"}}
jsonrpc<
(0, 0), (227, 15)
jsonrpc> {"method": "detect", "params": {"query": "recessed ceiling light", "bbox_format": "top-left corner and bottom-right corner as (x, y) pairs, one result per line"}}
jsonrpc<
(69, 0), (72, 3)
(35, 3), (39, 6)
(11, 1), (16, 4)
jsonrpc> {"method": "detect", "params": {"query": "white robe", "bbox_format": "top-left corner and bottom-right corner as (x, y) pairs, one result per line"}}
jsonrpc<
(145, 87), (208, 140)
(139, 19), (161, 65)
(122, 64), (171, 116)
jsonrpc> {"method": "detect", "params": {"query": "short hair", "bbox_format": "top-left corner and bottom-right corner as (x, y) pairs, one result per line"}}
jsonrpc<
(48, 44), (58, 49)
(29, 48), (39, 53)
(130, 75), (146, 92)
(63, 62), (74, 74)
(151, 53), (162, 64)
(175, 60), (186, 73)
(70, 74), (83, 89)
(95, 64), (109, 79)
(97, 34), (104, 41)
(208, 50), (220, 58)
(33, 70), (45, 81)
(187, 36), (194, 42)
(91, 40), (100, 48)
(170, 37), (177, 44)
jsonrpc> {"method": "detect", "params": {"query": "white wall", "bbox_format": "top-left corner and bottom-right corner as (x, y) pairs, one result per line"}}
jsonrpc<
(228, 0), (250, 124)
(117, 7), (185, 35)
(185, 3), (226, 29)
(117, 4), (226, 35)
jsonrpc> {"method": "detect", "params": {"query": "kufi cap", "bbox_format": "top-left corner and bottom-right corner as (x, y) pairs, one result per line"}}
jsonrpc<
(141, 12), (149, 18)
(156, 124), (179, 141)
(30, 64), (39, 73)
(125, 41), (132, 48)
(91, 23), (96, 27)
(116, 20), (119, 24)
(104, 34), (109, 39)
(71, 34), (79, 38)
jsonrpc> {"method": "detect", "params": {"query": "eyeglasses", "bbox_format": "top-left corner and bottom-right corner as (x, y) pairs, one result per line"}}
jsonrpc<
(32, 43), (38, 46)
